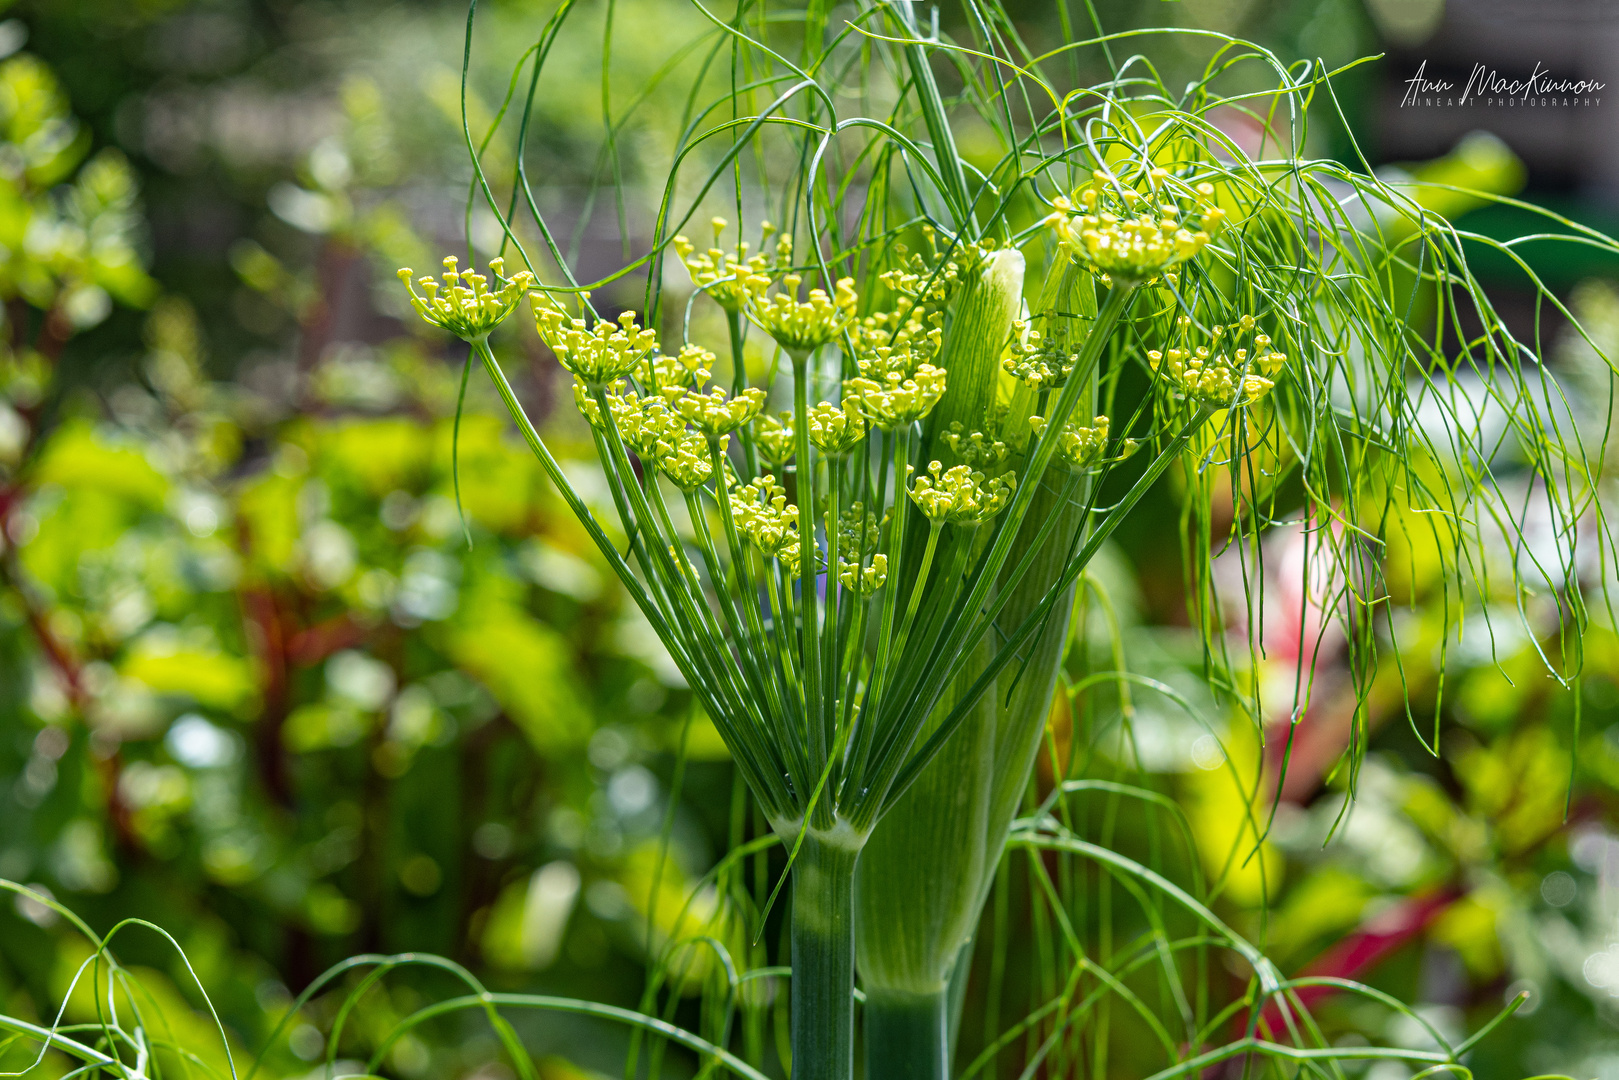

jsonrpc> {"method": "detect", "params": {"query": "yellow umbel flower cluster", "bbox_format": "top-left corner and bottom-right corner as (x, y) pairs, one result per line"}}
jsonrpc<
(845, 363), (947, 431)
(397, 256), (534, 341)
(807, 399), (867, 457)
(573, 378), (632, 429)
(535, 300), (659, 385)
(908, 461), (1015, 527)
(1046, 168), (1226, 283)
(839, 553), (888, 595)
(570, 380), (718, 491)
(876, 230), (997, 322)
(645, 344), (715, 390)
(731, 475), (803, 573)
(1147, 314), (1286, 407)
(649, 426), (714, 491)
(1028, 413), (1136, 472)
(667, 384), (767, 438)
(672, 218), (790, 313)
(747, 273), (858, 357)
(850, 312), (943, 381)
(754, 412), (796, 466)
(834, 503), (887, 595)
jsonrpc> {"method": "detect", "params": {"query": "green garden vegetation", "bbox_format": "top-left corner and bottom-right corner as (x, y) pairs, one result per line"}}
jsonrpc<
(3, 2), (1619, 1079)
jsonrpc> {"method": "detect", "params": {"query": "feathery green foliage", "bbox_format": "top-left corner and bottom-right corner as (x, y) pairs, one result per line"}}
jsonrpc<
(396, 1), (1618, 1075)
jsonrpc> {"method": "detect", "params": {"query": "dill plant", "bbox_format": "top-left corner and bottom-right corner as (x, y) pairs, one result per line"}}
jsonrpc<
(396, 2), (1610, 1077)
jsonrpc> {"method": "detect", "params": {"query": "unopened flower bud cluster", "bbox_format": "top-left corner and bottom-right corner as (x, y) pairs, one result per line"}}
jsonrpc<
(1147, 313), (1285, 407)
(834, 503), (888, 595)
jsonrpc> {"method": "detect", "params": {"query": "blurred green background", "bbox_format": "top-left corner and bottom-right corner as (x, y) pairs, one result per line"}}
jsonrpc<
(1, 0), (1618, 1077)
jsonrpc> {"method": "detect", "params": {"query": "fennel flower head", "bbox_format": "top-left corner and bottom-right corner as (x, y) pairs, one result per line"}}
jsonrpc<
(807, 399), (867, 457)
(571, 383), (718, 491)
(844, 363), (947, 431)
(754, 412), (796, 466)
(666, 383), (767, 438)
(833, 503), (887, 595)
(1046, 167), (1227, 284)
(1002, 322), (1077, 390)
(534, 296), (659, 386)
(747, 273), (858, 358)
(672, 218), (791, 313)
(731, 474), (803, 573)
(1028, 413), (1137, 472)
(1148, 313), (1286, 407)
(908, 461), (1015, 527)
(397, 256), (534, 341)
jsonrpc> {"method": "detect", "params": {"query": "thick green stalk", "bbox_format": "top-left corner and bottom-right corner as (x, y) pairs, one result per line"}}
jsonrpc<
(821, 460), (842, 759)
(854, 629), (994, 1006)
(864, 989), (949, 1080)
(789, 831), (860, 1080)
(974, 263), (1099, 916)
(854, 280), (1134, 827)
(854, 248), (1026, 1077)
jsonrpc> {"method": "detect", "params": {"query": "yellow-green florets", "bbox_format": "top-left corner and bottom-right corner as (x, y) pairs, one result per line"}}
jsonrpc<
(650, 425), (714, 491)
(806, 399), (867, 457)
(753, 412), (796, 466)
(534, 298), (659, 385)
(747, 273), (858, 357)
(1002, 322), (1077, 390)
(397, 256), (533, 341)
(1046, 167), (1226, 283)
(941, 423), (1009, 472)
(1029, 413), (1135, 472)
(731, 475), (804, 573)
(845, 363), (947, 431)
(645, 344), (715, 390)
(908, 461), (1015, 527)
(672, 219), (790, 313)
(667, 384), (767, 438)
(833, 503), (886, 595)
(1147, 314), (1285, 407)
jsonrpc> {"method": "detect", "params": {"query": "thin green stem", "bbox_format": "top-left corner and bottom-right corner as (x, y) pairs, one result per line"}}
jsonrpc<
(821, 458), (843, 761)
(888, 520), (942, 681)
(792, 352), (825, 812)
